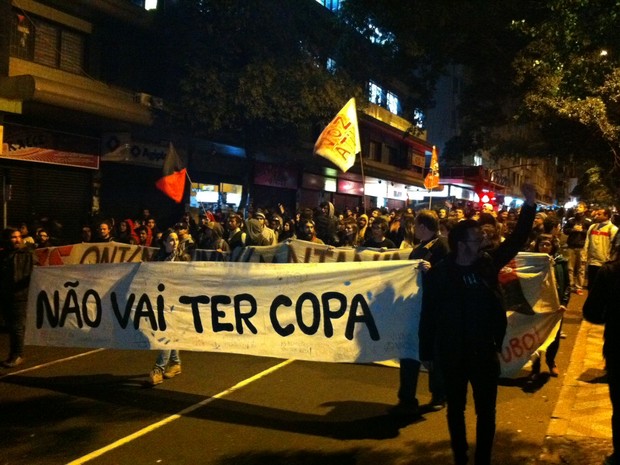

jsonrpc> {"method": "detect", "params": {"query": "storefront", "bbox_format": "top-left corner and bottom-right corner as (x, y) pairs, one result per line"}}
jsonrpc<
(1, 122), (98, 243)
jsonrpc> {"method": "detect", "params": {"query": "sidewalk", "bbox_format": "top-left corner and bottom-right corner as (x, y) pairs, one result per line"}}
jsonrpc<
(534, 293), (613, 465)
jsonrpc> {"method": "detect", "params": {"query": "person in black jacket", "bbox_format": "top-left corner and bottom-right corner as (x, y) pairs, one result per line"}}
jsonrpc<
(1, 227), (37, 368)
(419, 183), (537, 465)
(583, 256), (620, 465)
(391, 209), (450, 416)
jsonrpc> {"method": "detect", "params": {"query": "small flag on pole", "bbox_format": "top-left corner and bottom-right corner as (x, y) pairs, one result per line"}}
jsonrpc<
(314, 98), (361, 173)
(155, 142), (186, 203)
(423, 145), (440, 190)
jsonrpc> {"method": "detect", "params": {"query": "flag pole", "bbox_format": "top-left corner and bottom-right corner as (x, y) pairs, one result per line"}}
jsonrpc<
(428, 189), (432, 209)
(184, 170), (207, 217)
(359, 151), (367, 214)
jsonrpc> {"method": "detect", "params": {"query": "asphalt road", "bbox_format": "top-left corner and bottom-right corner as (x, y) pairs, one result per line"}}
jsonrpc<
(0, 309), (579, 465)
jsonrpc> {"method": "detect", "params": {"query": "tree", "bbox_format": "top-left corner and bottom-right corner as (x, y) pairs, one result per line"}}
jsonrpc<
(512, 0), (620, 203)
(153, 0), (367, 151)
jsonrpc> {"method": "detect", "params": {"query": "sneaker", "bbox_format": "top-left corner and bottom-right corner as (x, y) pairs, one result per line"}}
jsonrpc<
(164, 363), (182, 379)
(388, 399), (420, 417)
(548, 365), (560, 377)
(430, 399), (446, 411)
(2, 356), (24, 368)
(149, 366), (164, 386)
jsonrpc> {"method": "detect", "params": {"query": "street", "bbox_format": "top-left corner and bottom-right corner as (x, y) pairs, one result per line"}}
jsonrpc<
(1, 303), (579, 465)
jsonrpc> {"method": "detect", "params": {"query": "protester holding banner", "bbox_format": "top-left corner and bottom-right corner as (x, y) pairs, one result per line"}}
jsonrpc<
(148, 228), (191, 386)
(297, 219), (324, 245)
(96, 220), (115, 243)
(530, 233), (570, 379)
(392, 209), (449, 417)
(419, 183), (537, 465)
(0, 227), (36, 368)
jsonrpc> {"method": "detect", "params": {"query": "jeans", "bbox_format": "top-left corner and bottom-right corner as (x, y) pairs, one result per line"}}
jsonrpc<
(567, 248), (585, 289)
(154, 350), (180, 369)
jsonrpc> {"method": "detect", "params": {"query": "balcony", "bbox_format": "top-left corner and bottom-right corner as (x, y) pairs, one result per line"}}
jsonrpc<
(1, 58), (153, 125)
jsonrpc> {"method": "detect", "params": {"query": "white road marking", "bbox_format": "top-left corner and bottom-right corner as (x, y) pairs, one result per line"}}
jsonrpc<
(0, 349), (106, 380)
(65, 358), (295, 465)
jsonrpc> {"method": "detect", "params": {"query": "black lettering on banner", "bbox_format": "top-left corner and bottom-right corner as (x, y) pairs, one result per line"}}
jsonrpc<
(82, 289), (102, 327)
(179, 295), (210, 333)
(211, 295), (234, 332)
(59, 286), (83, 328)
(36, 283), (103, 329)
(36, 290), (60, 328)
(288, 246), (299, 263)
(79, 245), (101, 264)
(133, 294), (158, 330)
(270, 295), (294, 336)
(111, 292), (134, 329)
(234, 293), (258, 334)
(321, 292), (347, 337)
(115, 246), (132, 262)
(128, 246), (143, 262)
(100, 247), (113, 263)
(156, 283), (167, 331)
(296, 292), (321, 335)
(345, 294), (379, 340)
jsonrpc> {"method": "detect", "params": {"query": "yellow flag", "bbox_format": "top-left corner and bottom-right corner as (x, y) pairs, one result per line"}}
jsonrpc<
(314, 98), (361, 172)
(424, 145), (440, 190)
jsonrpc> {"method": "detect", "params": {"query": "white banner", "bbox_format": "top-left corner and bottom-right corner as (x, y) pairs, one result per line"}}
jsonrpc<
(30, 241), (562, 377)
(26, 260), (422, 364)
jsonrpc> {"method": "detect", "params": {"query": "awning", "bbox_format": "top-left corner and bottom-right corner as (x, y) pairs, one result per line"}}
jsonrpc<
(0, 75), (152, 126)
(1, 147), (99, 170)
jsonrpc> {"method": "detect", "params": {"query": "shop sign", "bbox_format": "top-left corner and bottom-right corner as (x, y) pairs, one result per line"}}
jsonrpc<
(1, 124), (99, 169)
(102, 133), (166, 168)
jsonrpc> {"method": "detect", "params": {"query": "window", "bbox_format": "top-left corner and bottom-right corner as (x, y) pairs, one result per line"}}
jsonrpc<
(315, 0), (342, 11)
(368, 140), (381, 161)
(369, 82), (383, 105)
(387, 145), (401, 166)
(386, 91), (400, 115)
(368, 82), (401, 116)
(473, 155), (483, 167)
(326, 57), (336, 74)
(10, 11), (86, 75)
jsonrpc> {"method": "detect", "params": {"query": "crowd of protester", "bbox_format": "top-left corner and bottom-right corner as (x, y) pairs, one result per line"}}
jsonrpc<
(3, 198), (620, 260)
(2, 195), (619, 465)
